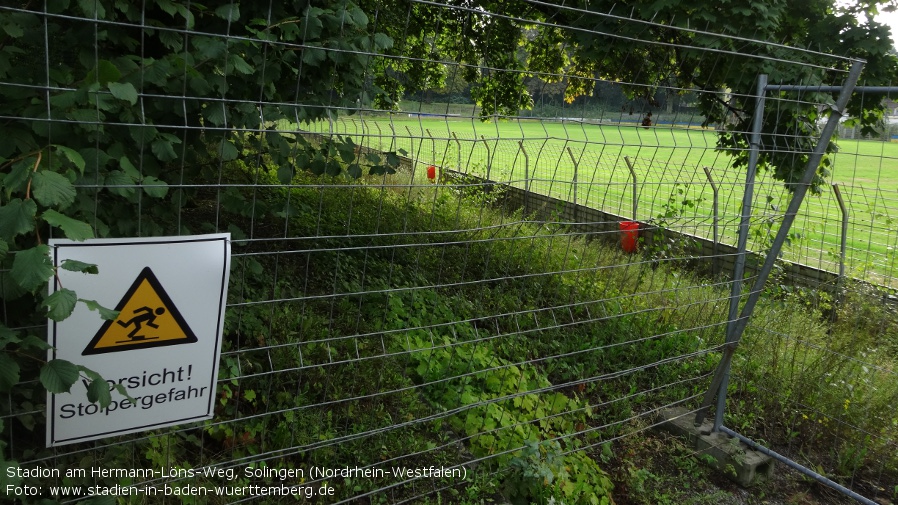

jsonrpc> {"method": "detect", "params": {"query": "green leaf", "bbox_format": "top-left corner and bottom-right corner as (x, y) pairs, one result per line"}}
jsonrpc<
(151, 139), (178, 162)
(0, 238), (7, 260)
(214, 4), (240, 22)
(54, 145), (86, 174)
(302, 47), (326, 66)
(386, 151), (401, 167)
(10, 245), (53, 292)
(80, 147), (111, 172)
(87, 59), (121, 85)
(3, 157), (36, 194)
(229, 54), (253, 75)
(337, 141), (356, 163)
(43, 288), (78, 321)
(277, 164), (294, 184)
(156, 0), (178, 16)
(373, 33), (393, 50)
(112, 384), (134, 403)
(177, 4), (195, 29)
(18, 335), (52, 351)
(0, 354), (20, 392)
(246, 258), (263, 275)
(78, 365), (101, 384)
(68, 108), (101, 124)
(141, 176), (169, 198)
(107, 82), (138, 105)
(143, 58), (173, 86)
(227, 223), (247, 241)
(86, 377), (112, 406)
(204, 104), (227, 126)
(218, 139), (239, 161)
(193, 36), (227, 60)
(369, 164), (388, 176)
(325, 159), (342, 177)
(0, 448), (22, 488)
(119, 155), (140, 178)
(32, 170), (77, 209)
(0, 199), (37, 240)
(40, 359), (80, 394)
(0, 271), (28, 301)
(77, 0), (106, 19)
(347, 163), (362, 178)
(275, 201), (302, 218)
(104, 170), (136, 197)
(79, 299), (120, 321)
(61, 259), (99, 274)
(49, 89), (85, 109)
(2, 21), (24, 38)
(309, 153), (326, 175)
(0, 324), (19, 347)
(42, 209), (94, 241)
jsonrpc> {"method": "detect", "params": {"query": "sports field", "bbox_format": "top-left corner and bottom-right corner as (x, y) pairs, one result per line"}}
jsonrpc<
(309, 115), (898, 286)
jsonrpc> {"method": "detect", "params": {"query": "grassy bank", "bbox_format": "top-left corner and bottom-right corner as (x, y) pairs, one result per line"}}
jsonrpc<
(214, 162), (898, 503)
(304, 115), (898, 286)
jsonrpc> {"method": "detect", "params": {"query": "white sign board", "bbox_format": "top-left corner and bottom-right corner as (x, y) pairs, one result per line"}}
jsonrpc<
(46, 234), (230, 447)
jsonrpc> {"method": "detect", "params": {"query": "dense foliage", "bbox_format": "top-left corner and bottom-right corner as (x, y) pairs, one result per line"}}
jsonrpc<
(1, 0), (407, 408)
(367, 0), (898, 191)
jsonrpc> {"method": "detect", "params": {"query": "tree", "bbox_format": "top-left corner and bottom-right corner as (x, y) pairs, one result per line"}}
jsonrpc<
(367, 0), (898, 192)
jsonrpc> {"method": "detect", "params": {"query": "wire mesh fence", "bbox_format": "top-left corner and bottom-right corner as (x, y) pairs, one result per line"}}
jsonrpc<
(308, 111), (898, 289)
(1, 1), (896, 504)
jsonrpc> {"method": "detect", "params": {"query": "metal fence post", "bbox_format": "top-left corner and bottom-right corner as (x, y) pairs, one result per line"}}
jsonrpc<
(451, 131), (462, 172)
(359, 116), (368, 154)
(481, 135), (492, 180)
(695, 61), (863, 429)
(388, 122), (397, 152)
(519, 141), (530, 211)
(624, 156), (638, 219)
(832, 183), (848, 279)
(374, 122), (382, 151)
(567, 147), (579, 218)
(703, 166), (720, 275)
(436, 129), (452, 171)
(703, 73), (767, 430)
(405, 126), (417, 177)
(426, 128), (436, 167)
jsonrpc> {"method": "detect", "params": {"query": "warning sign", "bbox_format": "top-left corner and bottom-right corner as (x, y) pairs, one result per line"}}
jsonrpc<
(46, 234), (230, 447)
(83, 267), (198, 355)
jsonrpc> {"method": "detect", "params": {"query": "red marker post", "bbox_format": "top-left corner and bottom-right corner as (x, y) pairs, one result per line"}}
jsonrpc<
(620, 221), (639, 253)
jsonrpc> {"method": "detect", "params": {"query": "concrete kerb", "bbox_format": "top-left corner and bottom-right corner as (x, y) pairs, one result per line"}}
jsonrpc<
(656, 406), (774, 487)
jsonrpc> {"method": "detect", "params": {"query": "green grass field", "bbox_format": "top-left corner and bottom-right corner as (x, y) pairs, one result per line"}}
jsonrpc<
(307, 114), (898, 286)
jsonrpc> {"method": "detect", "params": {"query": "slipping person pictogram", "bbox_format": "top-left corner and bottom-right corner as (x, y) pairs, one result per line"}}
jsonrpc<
(116, 306), (166, 342)
(82, 267), (198, 355)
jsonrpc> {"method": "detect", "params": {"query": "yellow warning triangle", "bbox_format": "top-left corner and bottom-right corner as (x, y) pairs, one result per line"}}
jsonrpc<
(83, 267), (198, 355)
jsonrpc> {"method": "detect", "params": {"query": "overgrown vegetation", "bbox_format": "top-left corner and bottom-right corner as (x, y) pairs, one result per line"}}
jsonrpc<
(3, 152), (896, 503)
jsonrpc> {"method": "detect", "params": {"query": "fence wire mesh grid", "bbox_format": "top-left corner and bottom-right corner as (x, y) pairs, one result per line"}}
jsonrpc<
(1, 1), (896, 504)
